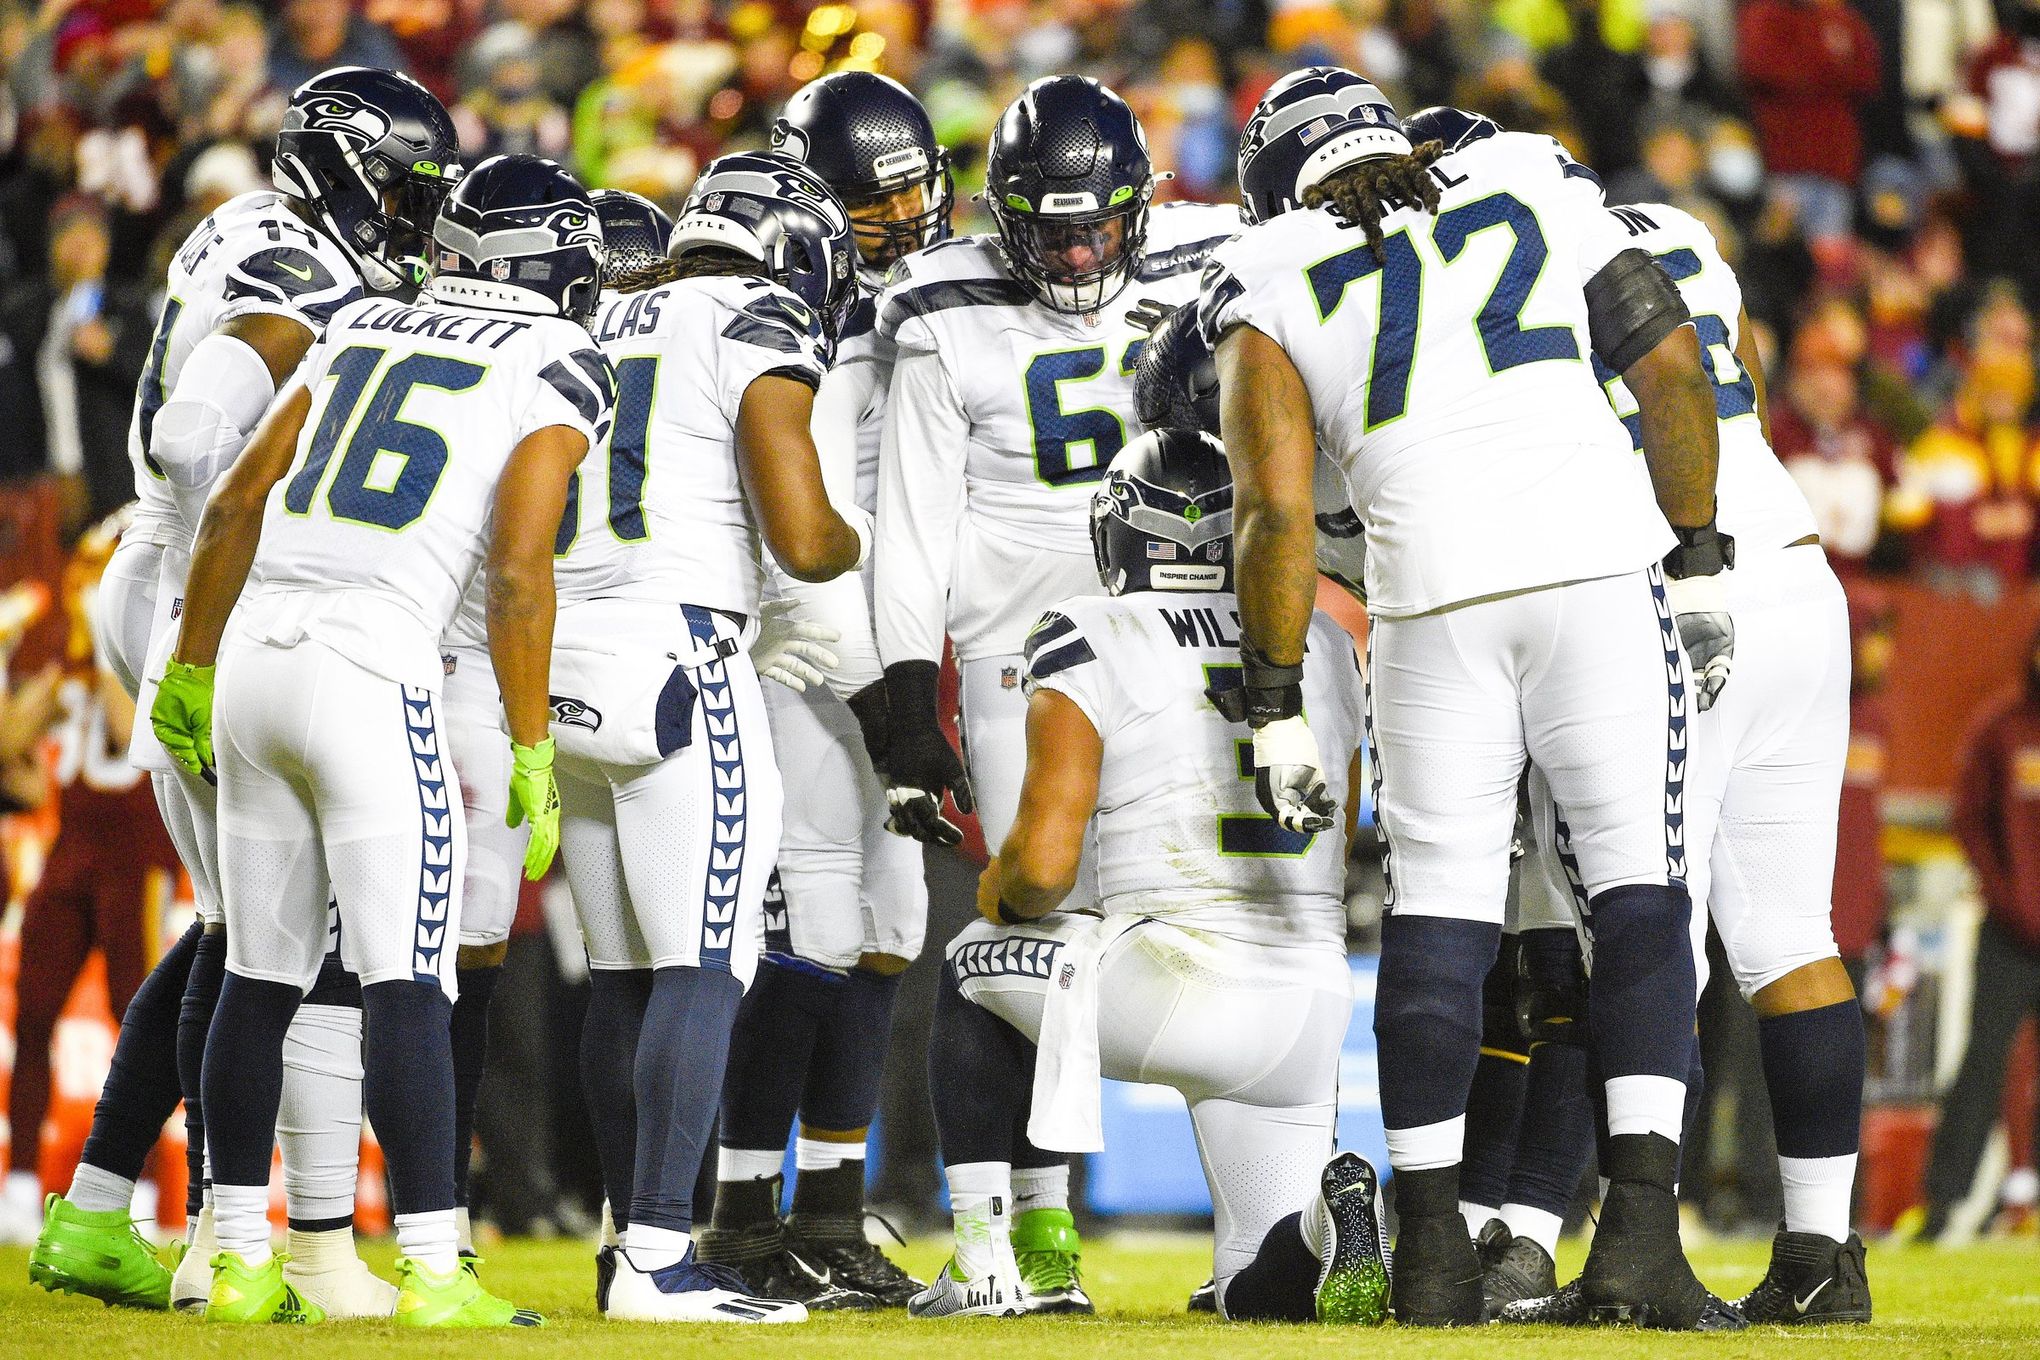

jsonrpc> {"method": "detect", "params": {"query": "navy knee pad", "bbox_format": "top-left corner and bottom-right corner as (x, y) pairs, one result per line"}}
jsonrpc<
(1374, 914), (1501, 1131)
(1584, 883), (1695, 1084)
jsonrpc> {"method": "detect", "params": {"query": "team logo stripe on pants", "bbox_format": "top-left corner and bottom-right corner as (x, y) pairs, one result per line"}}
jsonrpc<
(686, 605), (743, 973)
(401, 684), (455, 981)
(1646, 564), (1691, 885)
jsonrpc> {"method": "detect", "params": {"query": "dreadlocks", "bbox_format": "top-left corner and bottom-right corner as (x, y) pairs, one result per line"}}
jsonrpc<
(1301, 139), (1447, 261)
(608, 248), (763, 295)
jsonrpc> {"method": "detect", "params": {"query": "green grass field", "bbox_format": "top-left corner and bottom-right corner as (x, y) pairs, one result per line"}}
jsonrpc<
(4, 1234), (2036, 1359)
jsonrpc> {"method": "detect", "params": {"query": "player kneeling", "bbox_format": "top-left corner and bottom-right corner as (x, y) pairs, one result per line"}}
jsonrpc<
(913, 429), (1388, 1323)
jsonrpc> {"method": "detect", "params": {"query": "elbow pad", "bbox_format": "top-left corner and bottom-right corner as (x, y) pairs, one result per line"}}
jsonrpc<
(1584, 248), (1690, 374)
(151, 333), (278, 494)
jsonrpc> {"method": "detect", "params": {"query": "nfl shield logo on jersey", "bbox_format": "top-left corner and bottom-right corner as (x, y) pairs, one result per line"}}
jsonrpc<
(490, 257), (512, 281)
(1001, 666), (1020, 690)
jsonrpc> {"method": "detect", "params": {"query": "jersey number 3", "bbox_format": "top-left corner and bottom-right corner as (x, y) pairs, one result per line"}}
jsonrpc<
(1206, 663), (1317, 858)
(284, 345), (483, 531)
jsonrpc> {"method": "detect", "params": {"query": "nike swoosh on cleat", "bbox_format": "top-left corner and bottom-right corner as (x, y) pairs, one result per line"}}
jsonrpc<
(276, 260), (315, 281)
(1793, 1279), (1832, 1314)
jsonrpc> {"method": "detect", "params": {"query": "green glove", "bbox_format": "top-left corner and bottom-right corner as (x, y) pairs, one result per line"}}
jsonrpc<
(506, 736), (560, 880)
(150, 660), (216, 777)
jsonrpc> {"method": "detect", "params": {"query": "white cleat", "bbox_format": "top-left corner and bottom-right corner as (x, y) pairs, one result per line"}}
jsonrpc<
(285, 1254), (397, 1318)
(604, 1247), (808, 1323)
(907, 1258), (1027, 1319)
(170, 1207), (216, 1313)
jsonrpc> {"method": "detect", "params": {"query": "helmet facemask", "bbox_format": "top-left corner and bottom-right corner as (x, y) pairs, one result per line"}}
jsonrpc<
(843, 155), (953, 283)
(993, 188), (1150, 316)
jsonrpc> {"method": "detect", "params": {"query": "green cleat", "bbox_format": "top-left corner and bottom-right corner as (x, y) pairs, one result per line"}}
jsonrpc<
(393, 1256), (544, 1327)
(27, 1194), (172, 1310)
(203, 1251), (325, 1324)
(1012, 1208), (1093, 1314)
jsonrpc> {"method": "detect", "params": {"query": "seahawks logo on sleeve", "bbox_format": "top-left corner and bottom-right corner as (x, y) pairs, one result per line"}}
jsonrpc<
(539, 347), (618, 444)
(720, 290), (821, 354)
(222, 246), (362, 325)
(1022, 609), (1097, 690)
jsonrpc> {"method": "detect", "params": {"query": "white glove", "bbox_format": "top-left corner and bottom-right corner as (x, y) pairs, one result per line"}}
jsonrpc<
(750, 599), (841, 693)
(1663, 572), (1734, 712)
(1251, 714), (1336, 834)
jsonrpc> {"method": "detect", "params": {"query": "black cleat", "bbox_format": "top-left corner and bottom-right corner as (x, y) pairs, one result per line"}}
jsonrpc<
(1388, 1212), (1484, 1326)
(595, 1245), (617, 1313)
(1500, 1277), (1588, 1325)
(695, 1220), (881, 1311)
(1186, 1278), (1217, 1314)
(1501, 1276), (1742, 1331)
(1575, 1169), (1745, 1331)
(1734, 1228), (1871, 1325)
(783, 1211), (926, 1309)
(1476, 1222), (1556, 1315)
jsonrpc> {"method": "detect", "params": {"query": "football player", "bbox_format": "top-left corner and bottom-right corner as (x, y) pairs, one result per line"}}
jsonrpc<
(1498, 195), (1868, 1324)
(872, 74), (1239, 1310)
(912, 428), (1385, 1321)
(31, 66), (458, 1317)
(419, 188), (678, 1277)
(558, 152), (869, 1323)
(698, 72), (945, 1309)
(1201, 67), (1739, 1327)
(145, 153), (605, 1326)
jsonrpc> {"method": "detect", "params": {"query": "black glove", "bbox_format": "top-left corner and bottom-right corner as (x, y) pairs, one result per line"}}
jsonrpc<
(880, 659), (973, 846)
(1662, 520), (1737, 712)
(1124, 297), (1178, 335)
(845, 678), (891, 780)
(1205, 645), (1305, 728)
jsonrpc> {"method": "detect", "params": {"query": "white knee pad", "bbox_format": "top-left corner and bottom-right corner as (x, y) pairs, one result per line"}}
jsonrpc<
(279, 1003), (364, 1224)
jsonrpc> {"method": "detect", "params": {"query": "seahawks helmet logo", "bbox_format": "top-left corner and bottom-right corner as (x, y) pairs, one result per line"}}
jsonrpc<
(543, 208), (601, 249)
(549, 695), (602, 730)
(769, 122), (810, 160)
(296, 93), (392, 146)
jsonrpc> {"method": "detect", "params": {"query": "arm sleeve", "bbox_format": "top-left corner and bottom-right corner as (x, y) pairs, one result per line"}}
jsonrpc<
(774, 357), (885, 694)
(151, 329), (286, 526)
(1024, 607), (1111, 735)
(874, 345), (969, 668)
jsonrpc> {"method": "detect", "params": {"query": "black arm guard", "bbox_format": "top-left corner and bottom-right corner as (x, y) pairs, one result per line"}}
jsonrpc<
(1584, 247), (1690, 374)
(845, 678), (890, 777)
(1663, 518), (1736, 578)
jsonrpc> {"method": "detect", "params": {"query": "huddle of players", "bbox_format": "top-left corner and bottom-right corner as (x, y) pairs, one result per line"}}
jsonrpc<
(20, 51), (1870, 1337)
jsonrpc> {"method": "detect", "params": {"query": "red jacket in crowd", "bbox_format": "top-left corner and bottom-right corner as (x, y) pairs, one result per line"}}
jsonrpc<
(1738, 0), (1882, 184)
(1953, 674), (2040, 953)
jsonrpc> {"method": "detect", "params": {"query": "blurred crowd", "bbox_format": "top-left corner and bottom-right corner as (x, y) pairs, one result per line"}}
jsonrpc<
(5, 0), (2040, 594)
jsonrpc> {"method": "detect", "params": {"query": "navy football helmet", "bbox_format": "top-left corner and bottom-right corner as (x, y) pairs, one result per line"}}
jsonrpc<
(986, 76), (1155, 315)
(1237, 66), (1407, 225)
(430, 155), (603, 326)
(1402, 105), (1503, 153)
(272, 66), (461, 293)
(670, 151), (858, 344)
(1133, 304), (1220, 438)
(771, 71), (952, 281)
(1091, 428), (1234, 595)
(590, 188), (674, 280)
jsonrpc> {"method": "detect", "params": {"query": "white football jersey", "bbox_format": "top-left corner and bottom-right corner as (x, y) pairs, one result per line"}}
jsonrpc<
(238, 294), (612, 690)
(127, 191), (364, 547)
(1023, 591), (1361, 950)
(1200, 132), (1672, 617)
(1592, 202), (1818, 556)
(876, 200), (1242, 664)
(563, 275), (828, 616)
